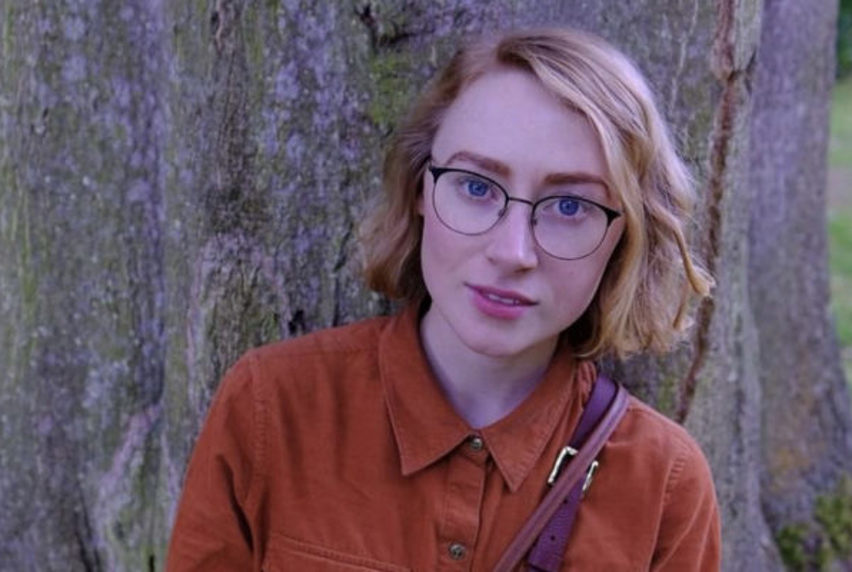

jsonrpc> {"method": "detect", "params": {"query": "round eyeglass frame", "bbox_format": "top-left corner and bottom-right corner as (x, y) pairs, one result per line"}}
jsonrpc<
(427, 164), (623, 261)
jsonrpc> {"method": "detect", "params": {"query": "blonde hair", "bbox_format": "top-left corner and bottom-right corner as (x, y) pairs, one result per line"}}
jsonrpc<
(359, 28), (713, 359)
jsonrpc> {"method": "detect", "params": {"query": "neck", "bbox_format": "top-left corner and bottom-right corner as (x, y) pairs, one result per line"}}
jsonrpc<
(419, 309), (558, 428)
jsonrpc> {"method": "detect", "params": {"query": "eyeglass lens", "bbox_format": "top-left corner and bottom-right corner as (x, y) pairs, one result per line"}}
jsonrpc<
(431, 168), (612, 260)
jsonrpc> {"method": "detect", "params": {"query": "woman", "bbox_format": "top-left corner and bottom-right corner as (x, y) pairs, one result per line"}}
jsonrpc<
(168, 28), (720, 570)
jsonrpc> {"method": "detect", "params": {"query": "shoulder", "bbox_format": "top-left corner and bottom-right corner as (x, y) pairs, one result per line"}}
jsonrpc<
(250, 314), (392, 362)
(208, 314), (398, 463)
(210, 314), (393, 413)
(612, 395), (716, 496)
(225, 314), (402, 416)
(611, 397), (721, 567)
(619, 397), (705, 454)
(234, 314), (389, 380)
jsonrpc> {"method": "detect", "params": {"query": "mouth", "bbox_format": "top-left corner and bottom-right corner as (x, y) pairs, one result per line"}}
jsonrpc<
(467, 284), (536, 306)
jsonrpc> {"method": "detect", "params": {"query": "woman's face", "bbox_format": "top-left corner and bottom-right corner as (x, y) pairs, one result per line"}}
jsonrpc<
(418, 67), (625, 363)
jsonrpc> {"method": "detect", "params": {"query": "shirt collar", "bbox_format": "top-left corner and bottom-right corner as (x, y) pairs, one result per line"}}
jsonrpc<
(379, 305), (593, 492)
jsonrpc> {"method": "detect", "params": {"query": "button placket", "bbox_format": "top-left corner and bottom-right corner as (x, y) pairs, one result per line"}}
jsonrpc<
(436, 443), (488, 569)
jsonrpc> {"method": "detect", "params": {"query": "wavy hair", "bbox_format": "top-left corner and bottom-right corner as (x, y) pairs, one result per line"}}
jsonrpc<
(359, 28), (713, 359)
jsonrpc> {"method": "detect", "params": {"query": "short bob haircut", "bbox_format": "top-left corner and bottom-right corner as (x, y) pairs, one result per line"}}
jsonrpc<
(360, 27), (713, 360)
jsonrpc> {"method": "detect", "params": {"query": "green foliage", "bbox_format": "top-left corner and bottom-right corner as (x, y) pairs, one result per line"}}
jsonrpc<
(829, 212), (852, 348)
(777, 524), (810, 570)
(776, 524), (828, 571)
(830, 78), (852, 168)
(815, 476), (852, 557)
(830, 77), (852, 382)
(829, 209), (852, 271)
(840, 0), (852, 78)
(776, 478), (852, 570)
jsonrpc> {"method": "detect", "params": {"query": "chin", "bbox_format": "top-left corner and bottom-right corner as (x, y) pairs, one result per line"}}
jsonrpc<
(459, 330), (531, 359)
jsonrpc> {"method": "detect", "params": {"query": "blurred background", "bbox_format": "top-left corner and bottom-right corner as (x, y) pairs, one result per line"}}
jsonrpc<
(831, 0), (852, 382)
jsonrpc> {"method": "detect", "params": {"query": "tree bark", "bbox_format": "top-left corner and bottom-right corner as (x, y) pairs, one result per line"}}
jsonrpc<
(748, 1), (852, 568)
(0, 0), (849, 570)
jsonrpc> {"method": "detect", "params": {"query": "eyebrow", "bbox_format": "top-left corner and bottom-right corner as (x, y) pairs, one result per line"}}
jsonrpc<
(443, 150), (608, 188)
(445, 150), (511, 178)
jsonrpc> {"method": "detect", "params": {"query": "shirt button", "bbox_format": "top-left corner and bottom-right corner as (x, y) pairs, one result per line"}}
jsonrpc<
(448, 542), (467, 560)
(469, 436), (484, 451)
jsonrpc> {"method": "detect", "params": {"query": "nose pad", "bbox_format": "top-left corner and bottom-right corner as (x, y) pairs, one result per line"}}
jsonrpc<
(485, 203), (539, 269)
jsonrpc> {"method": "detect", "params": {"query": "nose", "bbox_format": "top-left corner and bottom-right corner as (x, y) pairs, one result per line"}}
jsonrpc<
(484, 201), (539, 270)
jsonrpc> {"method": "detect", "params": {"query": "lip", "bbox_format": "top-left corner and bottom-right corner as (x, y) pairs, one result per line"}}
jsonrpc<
(467, 283), (536, 319)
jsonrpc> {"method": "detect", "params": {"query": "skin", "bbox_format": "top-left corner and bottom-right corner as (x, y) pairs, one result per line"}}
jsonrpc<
(417, 67), (625, 428)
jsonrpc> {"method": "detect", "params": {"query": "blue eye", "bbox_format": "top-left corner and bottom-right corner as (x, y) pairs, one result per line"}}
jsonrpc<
(465, 179), (490, 197)
(557, 198), (581, 216)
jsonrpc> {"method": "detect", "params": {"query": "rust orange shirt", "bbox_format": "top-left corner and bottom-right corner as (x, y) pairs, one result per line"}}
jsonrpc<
(167, 306), (720, 571)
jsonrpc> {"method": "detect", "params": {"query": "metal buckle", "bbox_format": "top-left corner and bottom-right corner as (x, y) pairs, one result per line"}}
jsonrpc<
(547, 445), (599, 496)
(547, 446), (577, 485)
(582, 460), (599, 495)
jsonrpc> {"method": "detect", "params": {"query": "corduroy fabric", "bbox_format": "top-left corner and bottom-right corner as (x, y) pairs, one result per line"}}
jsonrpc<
(167, 305), (720, 571)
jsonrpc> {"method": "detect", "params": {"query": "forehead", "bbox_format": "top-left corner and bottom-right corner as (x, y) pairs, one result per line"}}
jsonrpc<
(431, 67), (607, 185)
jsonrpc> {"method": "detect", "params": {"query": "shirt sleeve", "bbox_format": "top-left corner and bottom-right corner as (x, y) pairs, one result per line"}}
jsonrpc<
(651, 435), (722, 571)
(166, 354), (261, 572)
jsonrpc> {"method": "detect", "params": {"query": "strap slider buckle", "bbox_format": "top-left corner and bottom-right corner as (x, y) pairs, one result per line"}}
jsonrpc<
(547, 445), (599, 496)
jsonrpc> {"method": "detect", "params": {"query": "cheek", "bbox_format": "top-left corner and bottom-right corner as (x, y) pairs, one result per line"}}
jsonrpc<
(554, 266), (604, 312)
(419, 208), (482, 293)
(548, 251), (615, 321)
(419, 215), (456, 290)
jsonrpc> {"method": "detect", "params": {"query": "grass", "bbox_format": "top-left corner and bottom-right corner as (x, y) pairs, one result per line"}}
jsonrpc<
(830, 78), (852, 168)
(830, 213), (852, 342)
(829, 76), (852, 382)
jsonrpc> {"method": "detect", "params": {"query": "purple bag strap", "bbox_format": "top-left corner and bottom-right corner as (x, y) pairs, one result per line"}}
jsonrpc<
(526, 374), (619, 572)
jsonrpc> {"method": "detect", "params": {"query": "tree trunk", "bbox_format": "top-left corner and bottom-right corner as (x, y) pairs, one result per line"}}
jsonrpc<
(0, 1), (848, 570)
(748, 1), (852, 568)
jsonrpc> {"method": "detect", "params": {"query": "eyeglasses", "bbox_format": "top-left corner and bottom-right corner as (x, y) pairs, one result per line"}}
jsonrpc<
(427, 164), (622, 261)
